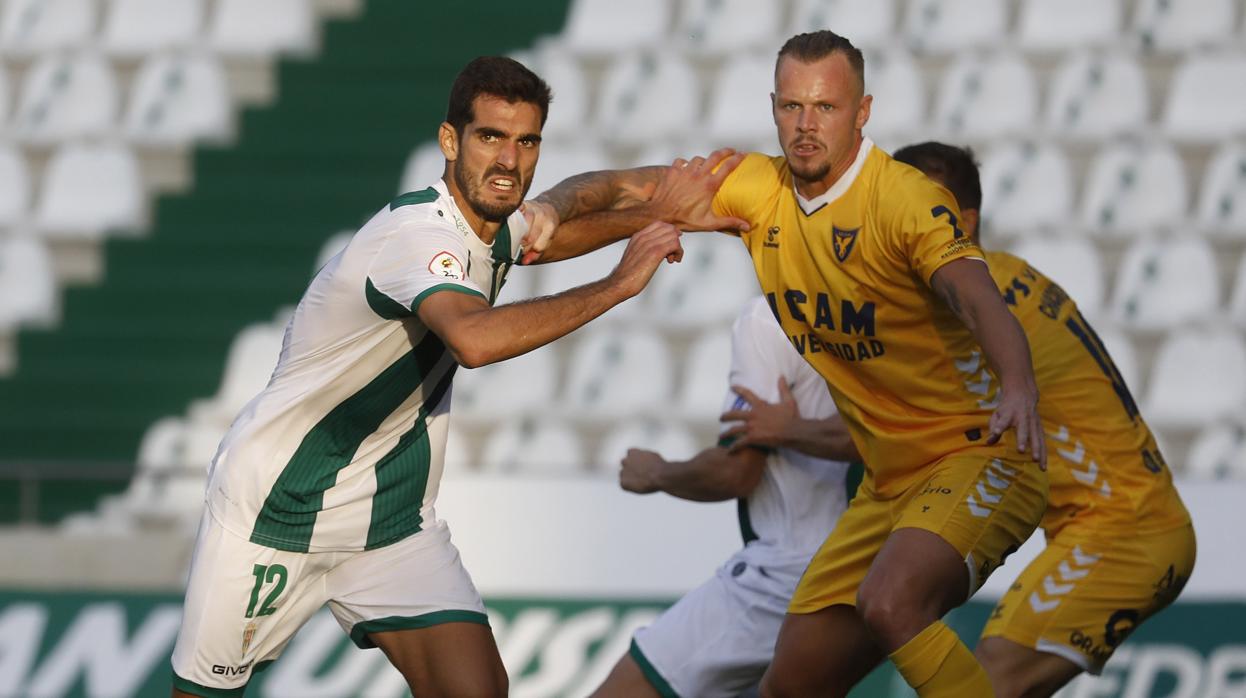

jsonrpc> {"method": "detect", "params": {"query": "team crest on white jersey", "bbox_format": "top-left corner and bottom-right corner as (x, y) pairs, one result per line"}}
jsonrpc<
(429, 251), (464, 280)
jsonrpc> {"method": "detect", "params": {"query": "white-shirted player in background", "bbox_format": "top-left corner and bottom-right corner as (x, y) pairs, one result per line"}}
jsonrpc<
(169, 56), (747, 698)
(590, 296), (859, 698)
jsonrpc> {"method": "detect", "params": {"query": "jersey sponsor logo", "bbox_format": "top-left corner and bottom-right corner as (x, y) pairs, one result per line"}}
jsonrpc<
(769, 291), (883, 362)
(1105, 609), (1141, 648)
(429, 251), (465, 280)
(831, 226), (860, 262)
(765, 225), (780, 249)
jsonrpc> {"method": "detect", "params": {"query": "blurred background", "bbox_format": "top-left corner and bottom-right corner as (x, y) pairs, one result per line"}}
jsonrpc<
(0, 0), (1243, 696)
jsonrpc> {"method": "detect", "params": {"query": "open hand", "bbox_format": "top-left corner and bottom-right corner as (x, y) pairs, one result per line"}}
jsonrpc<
(719, 378), (799, 453)
(650, 148), (751, 233)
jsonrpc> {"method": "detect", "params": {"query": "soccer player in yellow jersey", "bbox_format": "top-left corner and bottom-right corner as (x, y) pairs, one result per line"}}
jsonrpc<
(886, 141), (1197, 697)
(526, 30), (1050, 698)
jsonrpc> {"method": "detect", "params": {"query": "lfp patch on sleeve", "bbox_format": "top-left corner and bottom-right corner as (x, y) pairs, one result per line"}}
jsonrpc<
(429, 251), (465, 280)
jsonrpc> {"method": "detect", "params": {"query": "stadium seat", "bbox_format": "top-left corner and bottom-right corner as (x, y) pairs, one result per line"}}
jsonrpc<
(452, 345), (558, 422)
(190, 322), (286, 427)
(1228, 253), (1246, 327)
(124, 52), (231, 146)
(1010, 237), (1105, 318)
(902, 0), (1006, 54)
(398, 142), (445, 195)
(478, 417), (586, 475)
(787, 0), (896, 49)
(561, 0), (670, 55)
(678, 0), (782, 54)
(1132, 0), (1236, 52)
(979, 141), (1074, 236)
(536, 240), (645, 320)
(706, 52), (777, 144)
(676, 326), (733, 419)
(1018, 0), (1122, 52)
(14, 52), (119, 145)
(1079, 141), (1187, 237)
(596, 51), (700, 147)
(932, 52), (1038, 139)
(0, 145), (31, 228)
(526, 140), (611, 203)
(35, 142), (143, 239)
(562, 327), (673, 419)
(1045, 52), (1148, 141)
(1163, 53), (1246, 143)
(594, 420), (700, 473)
(0, 63), (9, 128)
(524, 50), (589, 141)
(136, 416), (189, 472)
(1144, 329), (1246, 428)
(209, 0), (315, 56)
(862, 49), (923, 139)
(1196, 142), (1246, 236)
(0, 235), (55, 330)
(0, 0), (97, 57)
(1095, 327), (1140, 392)
(102, 0), (205, 57)
(1186, 422), (1246, 479)
(1110, 237), (1218, 330)
(644, 233), (759, 330)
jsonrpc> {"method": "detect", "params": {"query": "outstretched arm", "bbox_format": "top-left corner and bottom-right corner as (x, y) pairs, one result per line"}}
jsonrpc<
(418, 222), (682, 368)
(720, 379), (862, 462)
(930, 257), (1046, 468)
(618, 446), (767, 502)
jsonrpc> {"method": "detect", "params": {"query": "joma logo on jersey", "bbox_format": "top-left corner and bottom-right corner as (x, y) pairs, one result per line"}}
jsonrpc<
(832, 226), (860, 262)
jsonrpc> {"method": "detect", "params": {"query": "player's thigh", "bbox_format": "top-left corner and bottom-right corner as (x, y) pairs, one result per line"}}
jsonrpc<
(788, 481), (893, 615)
(171, 514), (329, 697)
(625, 558), (793, 698)
(979, 523), (1196, 684)
(593, 653), (663, 698)
(326, 522), (501, 695)
(760, 605), (885, 698)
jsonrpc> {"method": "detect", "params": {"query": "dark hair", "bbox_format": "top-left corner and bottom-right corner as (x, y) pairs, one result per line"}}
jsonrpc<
(776, 30), (865, 91)
(445, 56), (552, 135)
(893, 142), (983, 212)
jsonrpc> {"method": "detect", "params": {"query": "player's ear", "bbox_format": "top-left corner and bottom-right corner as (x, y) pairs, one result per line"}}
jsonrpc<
(856, 94), (872, 130)
(439, 122), (459, 162)
(960, 207), (981, 242)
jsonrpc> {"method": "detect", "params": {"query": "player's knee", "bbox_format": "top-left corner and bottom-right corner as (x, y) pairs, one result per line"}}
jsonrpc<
(855, 583), (934, 647)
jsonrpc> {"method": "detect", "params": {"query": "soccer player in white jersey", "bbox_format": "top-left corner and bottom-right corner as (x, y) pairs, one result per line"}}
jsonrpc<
(589, 296), (857, 698)
(169, 56), (747, 698)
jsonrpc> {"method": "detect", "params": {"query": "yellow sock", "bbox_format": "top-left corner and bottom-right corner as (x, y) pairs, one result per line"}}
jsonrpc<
(889, 621), (995, 697)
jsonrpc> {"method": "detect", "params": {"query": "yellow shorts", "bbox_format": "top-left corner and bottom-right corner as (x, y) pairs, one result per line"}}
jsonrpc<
(789, 451), (1047, 614)
(980, 522), (1196, 674)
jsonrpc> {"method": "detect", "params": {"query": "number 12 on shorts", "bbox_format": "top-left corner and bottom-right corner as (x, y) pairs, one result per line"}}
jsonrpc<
(245, 564), (288, 618)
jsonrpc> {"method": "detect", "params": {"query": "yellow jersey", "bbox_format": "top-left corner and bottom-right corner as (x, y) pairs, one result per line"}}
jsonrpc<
(986, 251), (1190, 536)
(713, 141), (1018, 497)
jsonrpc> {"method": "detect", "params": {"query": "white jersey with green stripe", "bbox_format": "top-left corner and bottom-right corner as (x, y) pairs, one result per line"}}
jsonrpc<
(205, 179), (527, 553)
(722, 296), (853, 569)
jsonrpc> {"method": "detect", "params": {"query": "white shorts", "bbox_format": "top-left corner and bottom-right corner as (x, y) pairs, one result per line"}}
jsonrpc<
(631, 552), (801, 698)
(171, 511), (486, 697)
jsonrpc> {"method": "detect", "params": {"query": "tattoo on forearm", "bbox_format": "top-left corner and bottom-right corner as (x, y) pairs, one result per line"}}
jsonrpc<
(535, 167), (664, 222)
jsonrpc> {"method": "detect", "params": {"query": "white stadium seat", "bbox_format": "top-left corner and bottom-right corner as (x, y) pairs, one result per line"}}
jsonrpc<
(788, 0), (896, 49)
(0, 235), (55, 330)
(676, 326), (733, 419)
(0, 145), (31, 228)
(0, 0), (97, 57)
(644, 232), (759, 330)
(1110, 237), (1218, 330)
(1132, 0), (1236, 52)
(35, 142), (143, 239)
(103, 0), (205, 57)
(1080, 141), (1187, 237)
(1011, 238), (1105, 318)
(563, 328), (673, 419)
(194, 322), (286, 426)
(136, 416), (190, 472)
(933, 52), (1038, 139)
(1186, 422), (1246, 480)
(678, 0), (782, 54)
(524, 50), (589, 141)
(452, 346), (559, 423)
(399, 142), (445, 195)
(979, 141), (1074, 236)
(0, 63), (9, 128)
(536, 240), (644, 320)
(124, 52), (231, 146)
(1163, 53), (1246, 143)
(526, 140), (610, 203)
(479, 417), (586, 475)
(594, 420), (700, 472)
(209, 0), (315, 56)
(1045, 52), (1148, 140)
(562, 0), (670, 55)
(706, 52), (776, 144)
(14, 53), (119, 145)
(1144, 330), (1246, 428)
(1018, 0), (1122, 52)
(1228, 253), (1246, 327)
(1196, 142), (1246, 236)
(1095, 328), (1140, 392)
(596, 51), (700, 146)
(863, 49), (923, 139)
(903, 0), (1006, 54)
